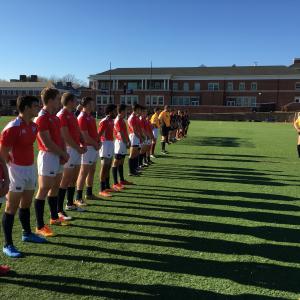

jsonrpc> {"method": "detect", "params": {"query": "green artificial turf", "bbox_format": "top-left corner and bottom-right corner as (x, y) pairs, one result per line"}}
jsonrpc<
(0, 117), (300, 299)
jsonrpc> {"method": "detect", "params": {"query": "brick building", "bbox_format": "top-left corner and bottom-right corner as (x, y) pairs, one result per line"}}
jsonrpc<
(88, 58), (300, 112)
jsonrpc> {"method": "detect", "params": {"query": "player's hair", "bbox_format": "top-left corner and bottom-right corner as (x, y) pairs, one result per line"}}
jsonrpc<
(16, 95), (39, 113)
(80, 97), (94, 107)
(61, 92), (76, 106)
(40, 88), (59, 105)
(105, 104), (117, 115)
(132, 104), (141, 112)
(154, 107), (160, 112)
(164, 105), (169, 110)
(118, 104), (127, 113)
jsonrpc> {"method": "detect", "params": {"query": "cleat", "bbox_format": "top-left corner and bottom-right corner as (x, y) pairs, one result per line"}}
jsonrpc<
(116, 183), (125, 190)
(150, 155), (157, 159)
(36, 225), (56, 237)
(112, 184), (124, 191)
(0, 265), (10, 276)
(120, 180), (134, 185)
(74, 199), (87, 207)
(66, 205), (85, 212)
(105, 188), (115, 193)
(50, 217), (70, 226)
(22, 232), (47, 243)
(142, 163), (149, 167)
(3, 245), (22, 258)
(99, 191), (112, 198)
(85, 194), (101, 200)
(58, 211), (72, 221)
(161, 151), (167, 155)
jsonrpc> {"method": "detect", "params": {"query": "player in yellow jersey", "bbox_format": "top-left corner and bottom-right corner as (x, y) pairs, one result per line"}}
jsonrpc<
(293, 112), (300, 157)
(158, 105), (171, 154)
(150, 107), (161, 158)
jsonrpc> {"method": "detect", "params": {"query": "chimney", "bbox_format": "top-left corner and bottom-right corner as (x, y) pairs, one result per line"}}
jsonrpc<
(30, 75), (38, 82)
(293, 58), (300, 65)
(20, 75), (27, 82)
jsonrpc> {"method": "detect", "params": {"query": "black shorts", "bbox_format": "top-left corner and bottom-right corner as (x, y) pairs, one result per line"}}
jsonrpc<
(161, 126), (170, 137)
(115, 154), (126, 160)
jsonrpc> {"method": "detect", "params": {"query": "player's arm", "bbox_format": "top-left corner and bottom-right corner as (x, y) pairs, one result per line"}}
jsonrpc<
(81, 130), (99, 150)
(38, 130), (68, 159)
(293, 121), (300, 132)
(61, 127), (82, 153)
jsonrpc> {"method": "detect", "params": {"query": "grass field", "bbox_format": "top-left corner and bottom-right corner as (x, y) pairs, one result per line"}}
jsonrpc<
(0, 117), (300, 299)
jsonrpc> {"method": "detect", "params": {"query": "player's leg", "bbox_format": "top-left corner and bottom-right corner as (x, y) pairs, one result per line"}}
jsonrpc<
(85, 162), (99, 200)
(75, 164), (90, 206)
(0, 202), (10, 275)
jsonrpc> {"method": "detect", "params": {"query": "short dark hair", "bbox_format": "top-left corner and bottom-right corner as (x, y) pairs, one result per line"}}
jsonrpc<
(61, 92), (76, 106)
(154, 107), (160, 112)
(118, 104), (127, 114)
(17, 95), (39, 113)
(105, 104), (117, 115)
(132, 104), (141, 112)
(80, 97), (94, 107)
(41, 88), (59, 105)
(164, 105), (169, 110)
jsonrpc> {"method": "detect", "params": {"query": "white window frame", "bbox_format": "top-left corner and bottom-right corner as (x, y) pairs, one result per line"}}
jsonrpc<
(120, 95), (139, 106)
(295, 82), (300, 90)
(96, 95), (114, 105)
(173, 82), (179, 91)
(239, 82), (245, 91)
(227, 82), (233, 91)
(183, 82), (189, 92)
(251, 82), (257, 91)
(194, 82), (201, 91)
(208, 82), (219, 91)
(295, 96), (300, 103)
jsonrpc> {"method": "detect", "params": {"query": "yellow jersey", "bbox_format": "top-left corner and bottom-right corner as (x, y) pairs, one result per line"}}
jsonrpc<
(150, 113), (160, 128)
(158, 111), (170, 127)
(295, 117), (300, 127)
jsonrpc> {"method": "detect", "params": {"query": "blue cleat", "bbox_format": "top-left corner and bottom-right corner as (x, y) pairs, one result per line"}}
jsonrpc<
(3, 245), (22, 258)
(22, 233), (47, 243)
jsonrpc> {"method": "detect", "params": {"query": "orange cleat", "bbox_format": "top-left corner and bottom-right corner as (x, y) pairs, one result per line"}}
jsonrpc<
(36, 225), (56, 237)
(112, 184), (124, 191)
(0, 265), (10, 276)
(99, 191), (112, 198)
(50, 217), (70, 226)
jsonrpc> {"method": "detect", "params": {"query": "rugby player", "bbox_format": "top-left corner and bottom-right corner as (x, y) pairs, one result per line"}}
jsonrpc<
(0, 96), (46, 258)
(158, 105), (171, 154)
(293, 112), (300, 157)
(150, 107), (161, 159)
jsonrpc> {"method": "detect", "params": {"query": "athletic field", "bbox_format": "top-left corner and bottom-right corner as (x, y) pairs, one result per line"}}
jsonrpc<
(0, 118), (300, 299)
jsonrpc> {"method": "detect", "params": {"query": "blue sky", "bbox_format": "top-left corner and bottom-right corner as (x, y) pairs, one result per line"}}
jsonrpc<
(0, 0), (299, 83)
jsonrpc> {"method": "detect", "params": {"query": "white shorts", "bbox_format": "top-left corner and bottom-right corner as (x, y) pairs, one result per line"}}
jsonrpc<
(114, 140), (127, 155)
(153, 128), (159, 139)
(129, 133), (140, 147)
(64, 146), (81, 169)
(81, 146), (98, 165)
(37, 151), (61, 177)
(99, 141), (114, 159)
(8, 163), (36, 192)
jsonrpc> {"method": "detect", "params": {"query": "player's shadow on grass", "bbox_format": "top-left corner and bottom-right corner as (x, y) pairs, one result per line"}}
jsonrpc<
(177, 152), (281, 159)
(180, 136), (255, 148)
(0, 274), (282, 299)
(25, 240), (300, 294)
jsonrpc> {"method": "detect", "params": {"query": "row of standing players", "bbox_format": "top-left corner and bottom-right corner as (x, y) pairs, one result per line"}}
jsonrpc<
(0, 88), (190, 275)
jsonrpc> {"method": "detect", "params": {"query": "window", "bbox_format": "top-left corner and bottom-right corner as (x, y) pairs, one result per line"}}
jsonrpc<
(239, 82), (245, 91)
(145, 95), (164, 106)
(226, 82), (233, 91)
(251, 82), (257, 90)
(295, 97), (300, 103)
(96, 95), (114, 105)
(120, 95), (138, 105)
(127, 82), (138, 90)
(171, 96), (199, 106)
(194, 82), (200, 91)
(208, 82), (219, 91)
(99, 81), (110, 90)
(173, 82), (178, 91)
(226, 96), (256, 107)
(183, 82), (189, 91)
(296, 82), (300, 90)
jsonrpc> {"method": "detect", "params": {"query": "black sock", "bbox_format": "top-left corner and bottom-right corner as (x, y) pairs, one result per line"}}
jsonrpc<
(112, 166), (118, 185)
(76, 190), (83, 200)
(134, 157), (139, 170)
(128, 158), (134, 174)
(100, 181), (106, 192)
(35, 199), (45, 230)
(105, 176), (110, 189)
(86, 186), (93, 196)
(147, 155), (151, 163)
(138, 154), (143, 167)
(2, 212), (14, 247)
(48, 196), (58, 220)
(297, 145), (300, 157)
(19, 208), (31, 235)
(161, 141), (166, 151)
(67, 187), (75, 206)
(144, 154), (148, 164)
(118, 164), (125, 181)
(57, 188), (67, 213)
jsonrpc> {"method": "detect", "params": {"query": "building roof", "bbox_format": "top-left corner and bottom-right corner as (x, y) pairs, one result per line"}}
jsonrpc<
(91, 65), (300, 77)
(0, 81), (53, 89)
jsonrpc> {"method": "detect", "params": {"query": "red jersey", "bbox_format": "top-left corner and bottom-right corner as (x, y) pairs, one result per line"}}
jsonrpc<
(35, 109), (63, 152)
(77, 111), (98, 145)
(98, 116), (114, 142)
(145, 119), (153, 137)
(127, 113), (141, 135)
(57, 108), (81, 146)
(0, 117), (37, 166)
(114, 115), (129, 142)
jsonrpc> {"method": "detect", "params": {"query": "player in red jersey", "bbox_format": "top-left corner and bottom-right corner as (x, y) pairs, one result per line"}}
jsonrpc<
(57, 93), (86, 216)
(34, 88), (70, 238)
(144, 111), (155, 165)
(111, 104), (133, 190)
(0, 153), (10, 274)
(75, 97), (100, 204)
(98, 104), (117, 197)
(138, 107), (150, 169)
(127, 104), (143, 176)
(0, 96), (46, 258)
